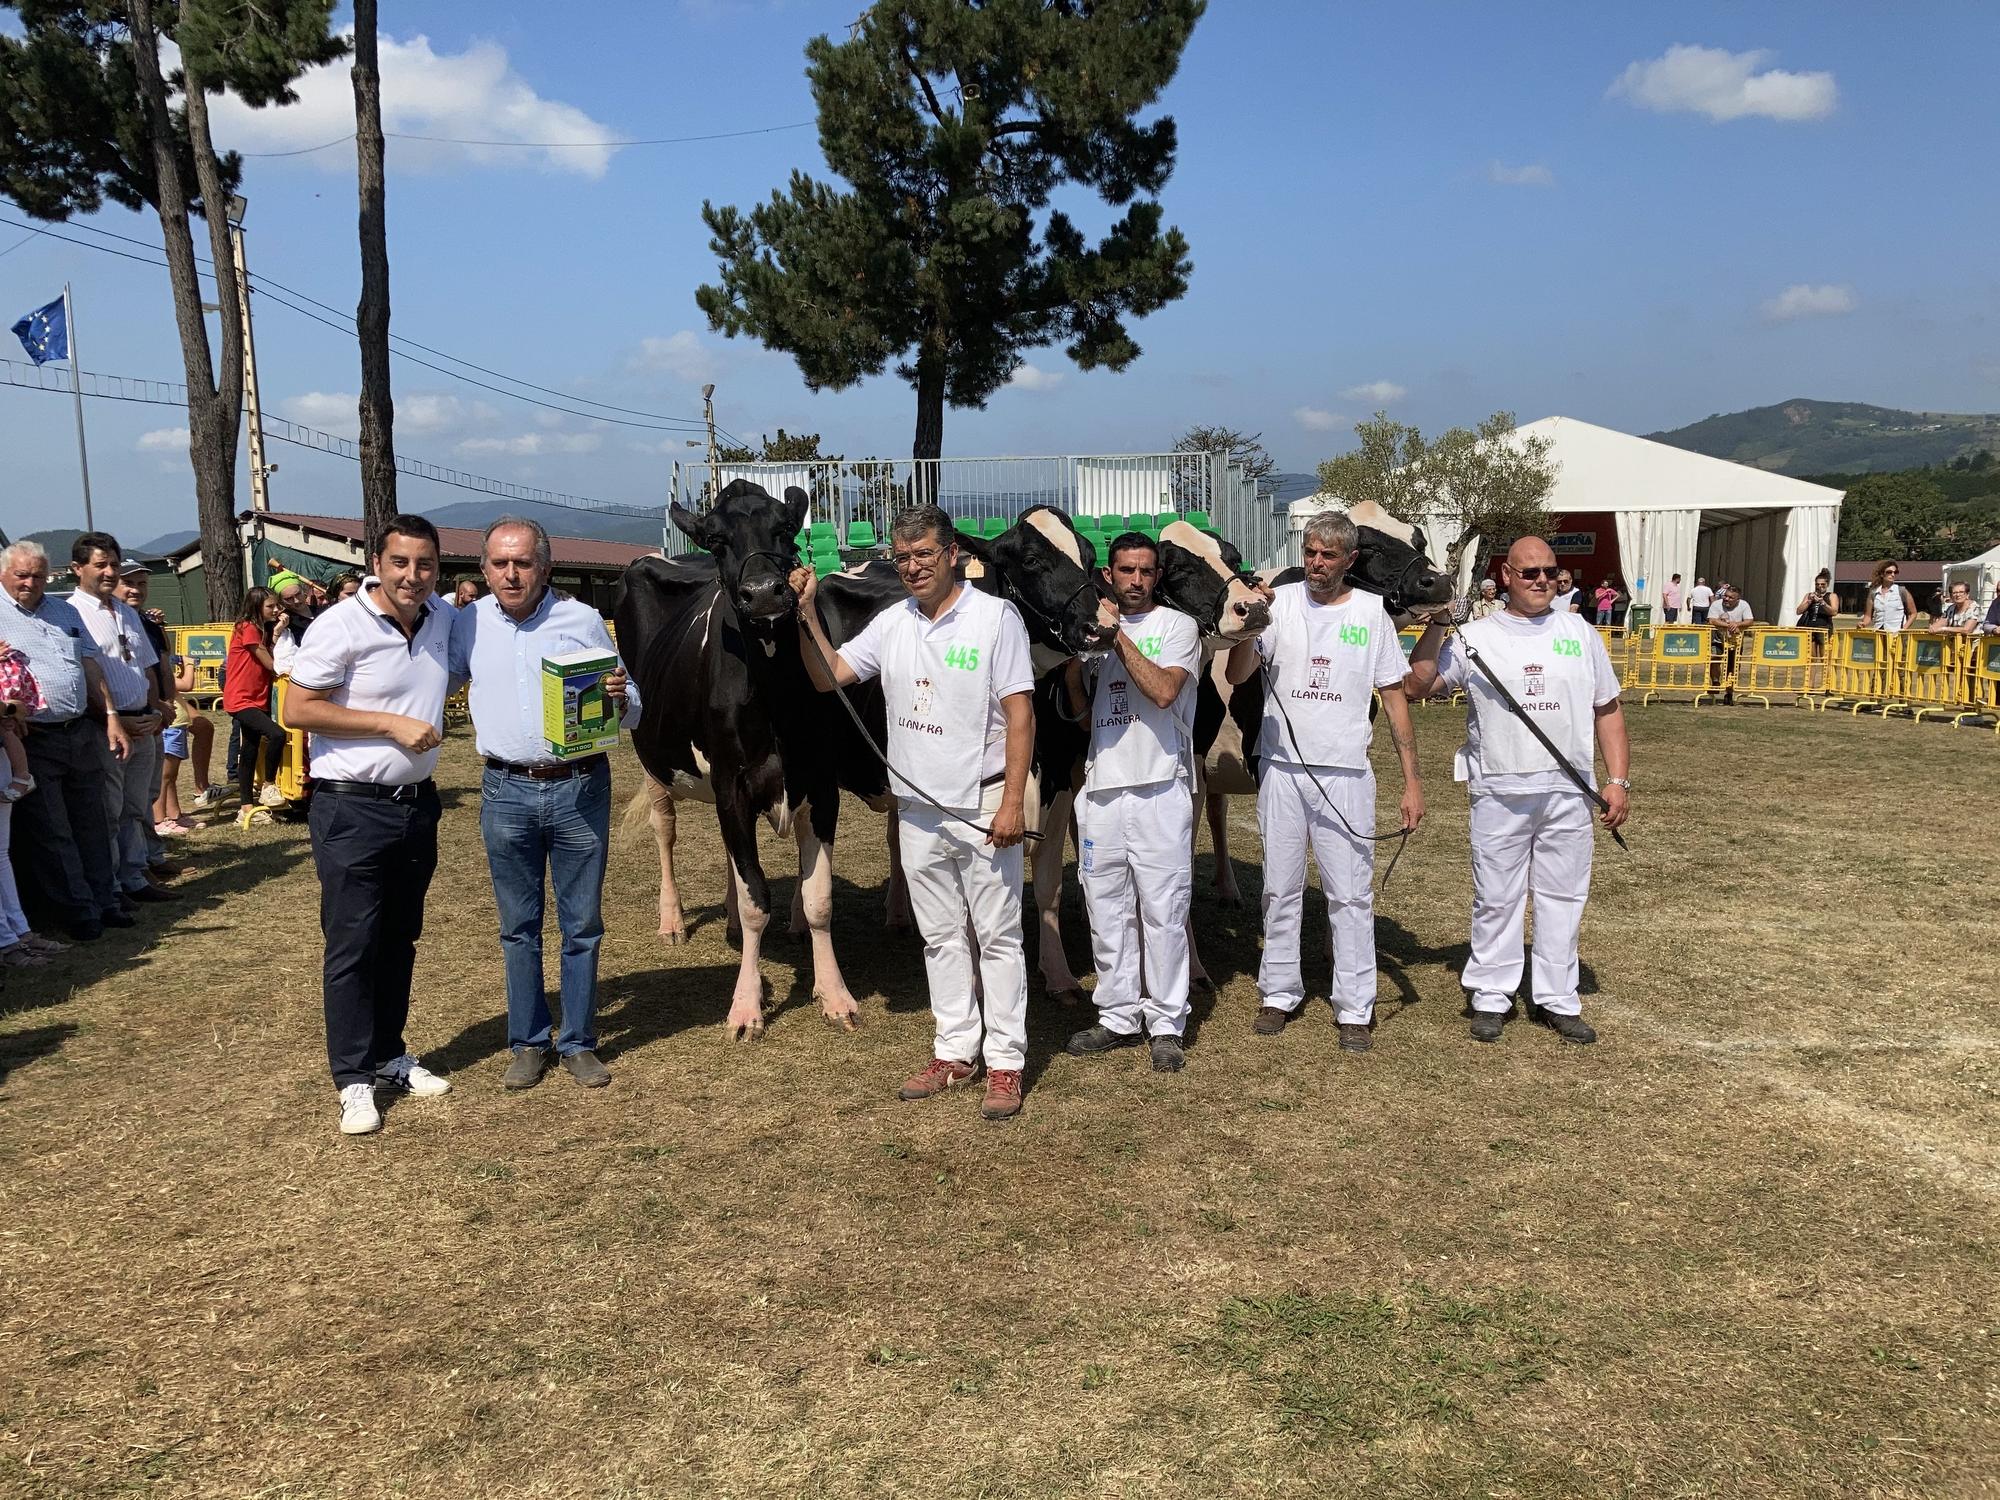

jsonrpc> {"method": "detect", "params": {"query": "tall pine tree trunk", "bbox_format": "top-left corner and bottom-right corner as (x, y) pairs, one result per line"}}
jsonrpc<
(126, 0), (244, 621)
(911, 337), (945, 505)
(352, 0), (397, 534)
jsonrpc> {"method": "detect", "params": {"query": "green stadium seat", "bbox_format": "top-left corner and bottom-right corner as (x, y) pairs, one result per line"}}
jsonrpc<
(1154, 511), (1178, 530)
(808, 521), (838, 544)
(845, 520), (879, 550)
(1185, 510), (1212, 530)
(981, 516), (1008, 538)
(813, 553), (841, 579)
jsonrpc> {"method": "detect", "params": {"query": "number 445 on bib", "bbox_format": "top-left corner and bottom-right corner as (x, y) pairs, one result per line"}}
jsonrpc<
(944, 644), (981, 670)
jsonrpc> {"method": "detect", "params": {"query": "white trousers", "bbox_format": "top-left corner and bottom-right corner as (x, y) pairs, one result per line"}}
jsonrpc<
(1464, 789), (1594, 1016)
(1256, 762), (1378, 1023)
(899, 783), (1029, 1071)
(1078, 778), (1194, 1037)
(0, 801), (27, 945)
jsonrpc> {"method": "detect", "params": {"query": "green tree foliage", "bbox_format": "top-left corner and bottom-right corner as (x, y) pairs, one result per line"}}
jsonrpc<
(697, 0), (1201, 473)
(716, 429), (833, 465)
(0, 0), (341, 617)
(1836, 472), (1951, 562)
(1315, 412), (1558, 577)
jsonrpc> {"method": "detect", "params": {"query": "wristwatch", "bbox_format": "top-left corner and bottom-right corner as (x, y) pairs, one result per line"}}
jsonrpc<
(1607, 777), (1631, 791)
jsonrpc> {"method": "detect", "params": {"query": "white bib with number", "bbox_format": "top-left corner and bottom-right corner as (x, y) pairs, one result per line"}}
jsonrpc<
(881, 587), (1006, 812)
(1454, 611), (1597, 781)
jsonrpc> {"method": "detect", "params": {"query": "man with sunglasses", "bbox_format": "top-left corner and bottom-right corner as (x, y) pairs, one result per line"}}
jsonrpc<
(1404, 536), (1631, 1045)
(794, 504), (1037, 1120)
(1223, 510), (1424, 1052)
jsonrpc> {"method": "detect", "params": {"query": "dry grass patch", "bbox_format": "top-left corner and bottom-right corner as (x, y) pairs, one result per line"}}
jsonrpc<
(0, 705), (1996, 1498)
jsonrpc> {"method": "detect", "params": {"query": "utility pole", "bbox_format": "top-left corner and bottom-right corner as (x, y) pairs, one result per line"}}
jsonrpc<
(702, 381), (719, 503)
(227, 197), (272, 513)
(60, 282), (94, 530)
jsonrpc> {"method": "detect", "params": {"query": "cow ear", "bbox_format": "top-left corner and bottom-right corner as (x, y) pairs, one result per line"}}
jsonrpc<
(1409, 525), (1430, 562)
(953, 526), (992, 565)
(669, 503), (720, 551)
(782, 486), (810, 535)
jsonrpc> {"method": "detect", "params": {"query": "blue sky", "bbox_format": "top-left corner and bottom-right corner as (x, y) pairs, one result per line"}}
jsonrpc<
(4, 0), (1996, 542)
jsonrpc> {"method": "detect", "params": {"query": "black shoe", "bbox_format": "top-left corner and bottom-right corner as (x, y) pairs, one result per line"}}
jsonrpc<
(502, 1047), (549, 1090)
(1337, 1022), (1373, 1054)
(128, 884), (179, 904)
(63, 920), (103, 942)
(1066, 1024), (1143, 1056)
(1252, 1005), (1290, 1036)
(1470, 1011), (1506, 1043)
(100, 909), (136, 929)
(1532, 1006), (1597, 1045)
(1149, 1034), (1185, 1072)
(562, 1050), (612, 1088)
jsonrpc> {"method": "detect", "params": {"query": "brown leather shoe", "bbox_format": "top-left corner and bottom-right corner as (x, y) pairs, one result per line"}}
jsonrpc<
(1253, 1005), (1290, 1036)
(898, 1056), (979, 1101)
(981, 1068), (1023, 1120)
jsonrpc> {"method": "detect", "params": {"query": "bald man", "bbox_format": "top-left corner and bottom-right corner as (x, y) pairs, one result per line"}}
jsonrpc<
(1403, 537), (1631, 1045)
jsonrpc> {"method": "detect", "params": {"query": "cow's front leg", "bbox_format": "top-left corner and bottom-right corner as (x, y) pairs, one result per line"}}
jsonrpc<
(1032, 787), (1086, 1003)
(1207, 791), (1241, 904)
(796, 819), (859, 1030)
(883, 809), (913, 930)
(645, 773), (688, 944)
(716, 799), (770, 1039)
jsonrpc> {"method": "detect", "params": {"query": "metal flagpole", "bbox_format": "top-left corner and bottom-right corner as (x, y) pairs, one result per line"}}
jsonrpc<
(62, 282), (94, 529)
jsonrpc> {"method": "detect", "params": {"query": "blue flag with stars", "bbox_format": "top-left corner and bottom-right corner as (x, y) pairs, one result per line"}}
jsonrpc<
(12, 296), (67, 365)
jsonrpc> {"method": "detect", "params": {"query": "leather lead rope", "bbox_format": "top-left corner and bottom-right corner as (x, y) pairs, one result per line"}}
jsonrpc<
(1257, 662), (1417, 890)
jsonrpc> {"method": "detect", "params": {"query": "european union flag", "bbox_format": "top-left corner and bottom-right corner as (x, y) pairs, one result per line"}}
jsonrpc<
(11, 296), (67, 365)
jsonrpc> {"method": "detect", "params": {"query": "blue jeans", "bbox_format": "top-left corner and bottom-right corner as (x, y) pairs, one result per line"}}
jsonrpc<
(478, 759), (610, 1055)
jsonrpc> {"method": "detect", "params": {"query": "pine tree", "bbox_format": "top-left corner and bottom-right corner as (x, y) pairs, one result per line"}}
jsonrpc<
(697, 0), (1201, 486)
(0, 0), (341, 618)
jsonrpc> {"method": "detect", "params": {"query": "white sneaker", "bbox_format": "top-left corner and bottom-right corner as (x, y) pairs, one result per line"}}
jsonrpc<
(193, 786), (225, 809)
(376, 1053), (451, 1097)
(258, 783), (287, 807)
(338, 1082), (382, 1135)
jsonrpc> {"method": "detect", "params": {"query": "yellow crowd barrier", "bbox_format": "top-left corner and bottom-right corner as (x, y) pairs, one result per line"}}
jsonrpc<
(270, 677), (310, 802)
(1637, 626), (1719, 705)
(1729, 628), (1816, 707)
(1887, 633), (1978, 724)
(1969, 637), (2000, 722)
(1814, 630), (1892, 713)
(171, 623), (231, 702)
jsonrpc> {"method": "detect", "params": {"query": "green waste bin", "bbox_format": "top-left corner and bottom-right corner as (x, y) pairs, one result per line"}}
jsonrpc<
(1626, 604), (1653, 631)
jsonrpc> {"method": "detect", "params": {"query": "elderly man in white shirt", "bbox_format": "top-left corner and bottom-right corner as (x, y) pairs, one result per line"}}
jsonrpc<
(284, 515), (456, 1137)
(67, 533), (172, 908)
(794, 503), (1037, 1121)
(449, 517), (628, 1092)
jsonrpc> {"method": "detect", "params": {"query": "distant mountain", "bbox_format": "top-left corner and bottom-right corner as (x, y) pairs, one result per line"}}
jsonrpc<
(22, 528), (81, 562)
(134, 528), (198, 556)
(1647, 399), (2000, 476)
(419, 498), (663, 547)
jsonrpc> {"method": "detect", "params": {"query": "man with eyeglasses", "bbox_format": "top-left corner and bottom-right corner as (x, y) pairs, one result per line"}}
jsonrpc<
(68, 533), (174, 910)
(794, 504), (1036, 1120)
(1403, 536), (1631, 1046)
(1223, 510), (1424, 1051)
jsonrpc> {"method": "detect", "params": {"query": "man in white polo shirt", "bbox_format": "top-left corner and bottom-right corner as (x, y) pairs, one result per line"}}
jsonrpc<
(450, 516), (628, 1093)
(794, 504), (1037, 1121)
(1060, 531), (1203, 1073)
(284, 515), (455, 1136)
(1403, 535), (1631, 1045)
(1224, 509), (1425, 1052)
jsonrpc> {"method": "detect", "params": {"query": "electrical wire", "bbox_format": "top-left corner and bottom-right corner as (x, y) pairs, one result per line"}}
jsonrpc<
(234, 120), (814, 158)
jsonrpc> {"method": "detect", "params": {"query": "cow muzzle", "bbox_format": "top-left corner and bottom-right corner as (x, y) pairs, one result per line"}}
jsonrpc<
(735, 573), (796, 622)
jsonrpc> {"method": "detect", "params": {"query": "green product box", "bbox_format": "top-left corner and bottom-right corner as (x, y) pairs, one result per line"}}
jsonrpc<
(541, 649), (621, 758)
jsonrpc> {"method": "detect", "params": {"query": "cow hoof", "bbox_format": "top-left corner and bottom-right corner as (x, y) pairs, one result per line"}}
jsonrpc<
(820, 999), (861, 1032)
(726, 1014), (765, 1041)
(659, 926), (687, 947)
(1049, 986), (1086, 1007)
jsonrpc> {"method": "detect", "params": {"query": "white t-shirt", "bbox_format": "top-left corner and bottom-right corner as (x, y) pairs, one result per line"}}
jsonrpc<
(1688, 584), (1714, 610)
(71, 591), (158, 712)
(839, 584), (1035, 810)
(1438, 608), (1621, 795)
(1713, 598), (1753, 625)
(1551, 588), (1582, 614)
(287, 584), (454, 785)
(1253, 584), (1406, 771)
(1084, 606), (1202, 793)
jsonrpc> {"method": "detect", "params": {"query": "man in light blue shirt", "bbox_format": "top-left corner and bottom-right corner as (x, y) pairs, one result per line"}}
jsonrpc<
(449, 517), (628, 1092)
(0, 540), (131, 939)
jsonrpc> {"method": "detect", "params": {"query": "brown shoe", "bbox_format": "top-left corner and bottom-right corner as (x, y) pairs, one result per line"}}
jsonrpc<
(981, 1068), (1023, 1120)
(1253, 1005), (1290, 1036)
(898, 1056), (979, 1101)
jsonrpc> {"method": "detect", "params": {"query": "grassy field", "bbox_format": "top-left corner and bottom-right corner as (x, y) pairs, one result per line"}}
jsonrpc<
(1, 704), (1996, 1499)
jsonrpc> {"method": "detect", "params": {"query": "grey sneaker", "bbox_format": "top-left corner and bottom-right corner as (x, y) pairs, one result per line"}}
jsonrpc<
(503, 1047), (549, 1090)
(1149, 1034), (1185, 1072)
(562, 1050), (612, 1088)
(1532, 1007), (1597, 1045)
(1337, 1022), (1372, 1054)
(1470, 1010), (1506, 1043)
(1066, 1023), (1143, 1056)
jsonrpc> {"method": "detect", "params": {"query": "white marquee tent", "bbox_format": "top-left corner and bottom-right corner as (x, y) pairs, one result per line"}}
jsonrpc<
(1500, 417), (1844, 621)
(1942, 543), (2000, 612)
(1294, 416), (1845, 621)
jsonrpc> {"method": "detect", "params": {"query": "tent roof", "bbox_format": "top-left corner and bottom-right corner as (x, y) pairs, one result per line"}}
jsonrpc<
(1510, 416), (1845, 514)
(1947, 541), (2000, 568)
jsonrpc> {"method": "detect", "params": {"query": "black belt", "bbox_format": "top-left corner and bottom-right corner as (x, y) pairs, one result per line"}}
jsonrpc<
(316, 778), (435, 804)
(115, 708), (153, 717)
(980, 770), (1006, 788)
(484, 755), (606, 781)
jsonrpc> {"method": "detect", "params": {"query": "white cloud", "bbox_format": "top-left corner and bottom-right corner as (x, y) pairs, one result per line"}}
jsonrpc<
(1292, 407), (1342, 432)
(629, 330), (719, 384)
(1761, 283), (1857, 322)
(458, 432), (602, 457)
(399, 393), (497, 435)
(1487, 160), (1554, 187)
(136, 427), (187, 452)
(1006, 362), (1066, 393)
(1608, 45), (1837, 123)
(202, 30), (623, 177)
(278, 390), (359, 437)
(1340, 381), (1407, 404)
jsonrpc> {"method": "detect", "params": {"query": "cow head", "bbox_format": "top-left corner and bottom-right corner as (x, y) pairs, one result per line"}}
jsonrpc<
(1155, 522), (1271, 640)
(958, 507), (1118, 654)
(1341, 499), (1453, 615)
(668, 480), (808, 624)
